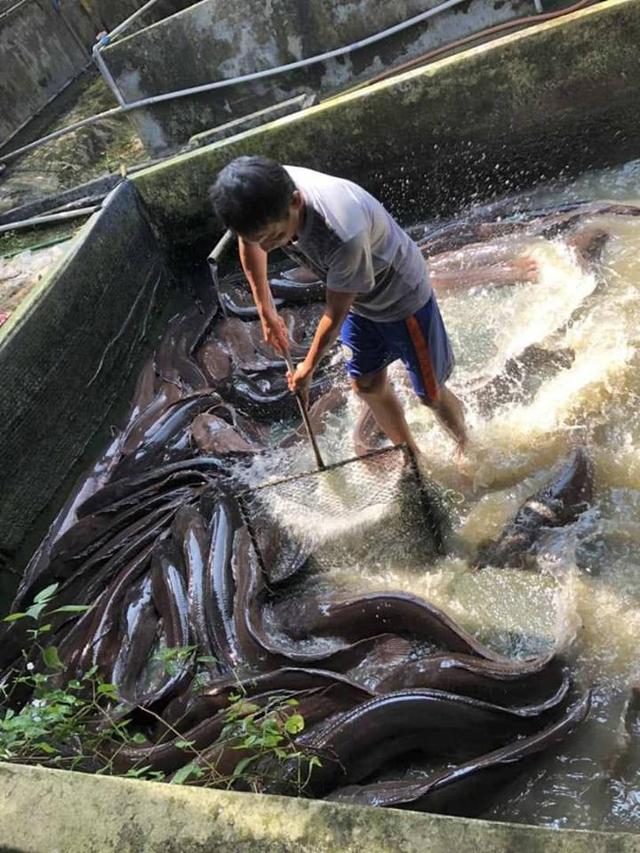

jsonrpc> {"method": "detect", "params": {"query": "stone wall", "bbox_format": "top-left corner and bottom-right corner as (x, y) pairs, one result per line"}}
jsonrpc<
(0, 0), (197, 148)
(131, 0), (640, 245)
(101, 0), (548, 153)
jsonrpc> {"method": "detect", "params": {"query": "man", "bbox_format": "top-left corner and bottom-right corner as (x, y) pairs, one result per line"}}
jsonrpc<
(209, 155), (467, 460)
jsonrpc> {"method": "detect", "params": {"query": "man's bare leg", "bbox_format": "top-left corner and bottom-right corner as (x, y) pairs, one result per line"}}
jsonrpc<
(353, 368), (420, 456)
(353, 370), (468, 461)
(425, 385), (468, 455)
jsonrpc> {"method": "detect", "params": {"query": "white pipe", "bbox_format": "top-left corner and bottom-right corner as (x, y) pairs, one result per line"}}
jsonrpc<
(105, 0), (165, 43)
(0, 206), (100, 234)
(92, 0), (166, 104)
(92, 44), (126, 107)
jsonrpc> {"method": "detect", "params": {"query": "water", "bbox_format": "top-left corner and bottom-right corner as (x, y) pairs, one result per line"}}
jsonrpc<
(241, 159), (640, 830)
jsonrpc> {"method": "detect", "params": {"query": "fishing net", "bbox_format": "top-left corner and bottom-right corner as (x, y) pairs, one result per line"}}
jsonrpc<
(236, 444), (451, 578)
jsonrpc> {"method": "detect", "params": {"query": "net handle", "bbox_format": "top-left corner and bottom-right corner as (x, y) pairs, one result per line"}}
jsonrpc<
(284, 352), (326, 471)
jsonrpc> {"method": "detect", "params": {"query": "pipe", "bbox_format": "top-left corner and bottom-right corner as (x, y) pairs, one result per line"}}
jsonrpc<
(0, 0), (30, 20)
(98, 0), (476, 96)
(0, 206), (100, 235)
(92, 44), (126, 107)
(90, 0), (166, 105)
(5, 0), (480, 168)
(102, 0), (165, 44)
(0, 232), (75, 260)
(1, 0), (599, 166)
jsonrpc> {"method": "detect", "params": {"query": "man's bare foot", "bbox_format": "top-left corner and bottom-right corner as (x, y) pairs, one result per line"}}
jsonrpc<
(454, 440), (467, 466)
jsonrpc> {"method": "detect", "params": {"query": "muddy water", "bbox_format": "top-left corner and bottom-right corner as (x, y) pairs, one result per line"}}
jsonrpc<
(243, 159), (640, 830)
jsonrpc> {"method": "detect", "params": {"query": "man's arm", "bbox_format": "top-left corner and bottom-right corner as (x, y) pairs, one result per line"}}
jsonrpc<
(238, 237), (289, 354)
(288, 288), (355, 406)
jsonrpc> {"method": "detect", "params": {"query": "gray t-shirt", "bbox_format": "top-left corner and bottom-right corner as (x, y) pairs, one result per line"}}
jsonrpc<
(282, 165), (431, 322)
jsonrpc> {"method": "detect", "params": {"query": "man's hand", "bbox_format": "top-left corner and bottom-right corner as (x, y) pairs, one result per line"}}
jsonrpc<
(260, 311), (290, 356)
(287, 360), (313, 409)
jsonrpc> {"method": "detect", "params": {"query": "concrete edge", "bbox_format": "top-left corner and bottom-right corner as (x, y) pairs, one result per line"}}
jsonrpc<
(1, 761), (639, 853)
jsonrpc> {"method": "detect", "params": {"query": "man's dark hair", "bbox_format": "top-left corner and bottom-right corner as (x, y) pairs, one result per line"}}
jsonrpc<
(209, 155), (296, 235)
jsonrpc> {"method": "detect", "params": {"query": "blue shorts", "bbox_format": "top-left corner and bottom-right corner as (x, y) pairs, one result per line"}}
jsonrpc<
(339, 295), (454, 403)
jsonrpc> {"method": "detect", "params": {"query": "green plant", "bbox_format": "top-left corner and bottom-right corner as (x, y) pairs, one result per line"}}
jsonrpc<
(0, 585), (321, 794)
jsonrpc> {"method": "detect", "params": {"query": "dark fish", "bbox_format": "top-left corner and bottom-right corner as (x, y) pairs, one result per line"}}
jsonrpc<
(47, 485), (195, 577)
(122, 382), (182, 456)
(73, 544), (154, 677)
(111, 575), (159, 703)
(217, 317), (275, 373)
(195, 337), (232, 385)
(227, 371), (333, 421)
(475, 448), (594, 569)
(233, 527), (442, 671)
(205, 497), (243, 669)
(191, 403), (268, 454)
(154, 279), (217, 393)
(112, 688), (286, 775)
(285, 688), (551, 797)
(326, 692), (590, 813)
(114, 393), (223, 478)
(165, 667), (374, 735)
(191, 413), (258, 456)
(279, 265), (320, 284)
(123, 357), (157, 431)
(418, 201), (640, 257)
(142, 540), (195, 708)
(172, 506), (225, 672)
(246, 318), (309, 363)
(273, 591), (512, 662)
(376, 652), (569, 713)
(195, 683), (366, 784)
(13, 431), (126, 610)
(77, 458), (225, 517)
(268, 276), (325, 304)
(217, 274), (285, 319)
(466, 345), (575, 417)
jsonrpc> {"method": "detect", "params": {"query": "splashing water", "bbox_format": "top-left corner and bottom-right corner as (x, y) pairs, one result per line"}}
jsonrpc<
(240, 160), (640, 830)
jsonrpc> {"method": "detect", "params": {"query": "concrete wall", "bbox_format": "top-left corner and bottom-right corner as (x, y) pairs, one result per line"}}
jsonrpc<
(0, 180), (170, 565)
(131, 0), (640, 246)
(0, 0), (197, 148)
(101, 0), (549, 153)
(1, 761), (639, 853)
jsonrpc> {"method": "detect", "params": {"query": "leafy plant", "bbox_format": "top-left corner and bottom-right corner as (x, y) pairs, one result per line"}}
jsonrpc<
(0, 585), (321, 794)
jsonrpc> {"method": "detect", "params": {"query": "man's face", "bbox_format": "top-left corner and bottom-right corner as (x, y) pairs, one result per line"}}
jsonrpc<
(243, 191), (303, 253)
(245, 214), (295, 253)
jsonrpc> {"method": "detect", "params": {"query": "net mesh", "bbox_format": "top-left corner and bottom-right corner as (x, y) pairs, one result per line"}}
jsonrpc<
(236, 445), (450, 581)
